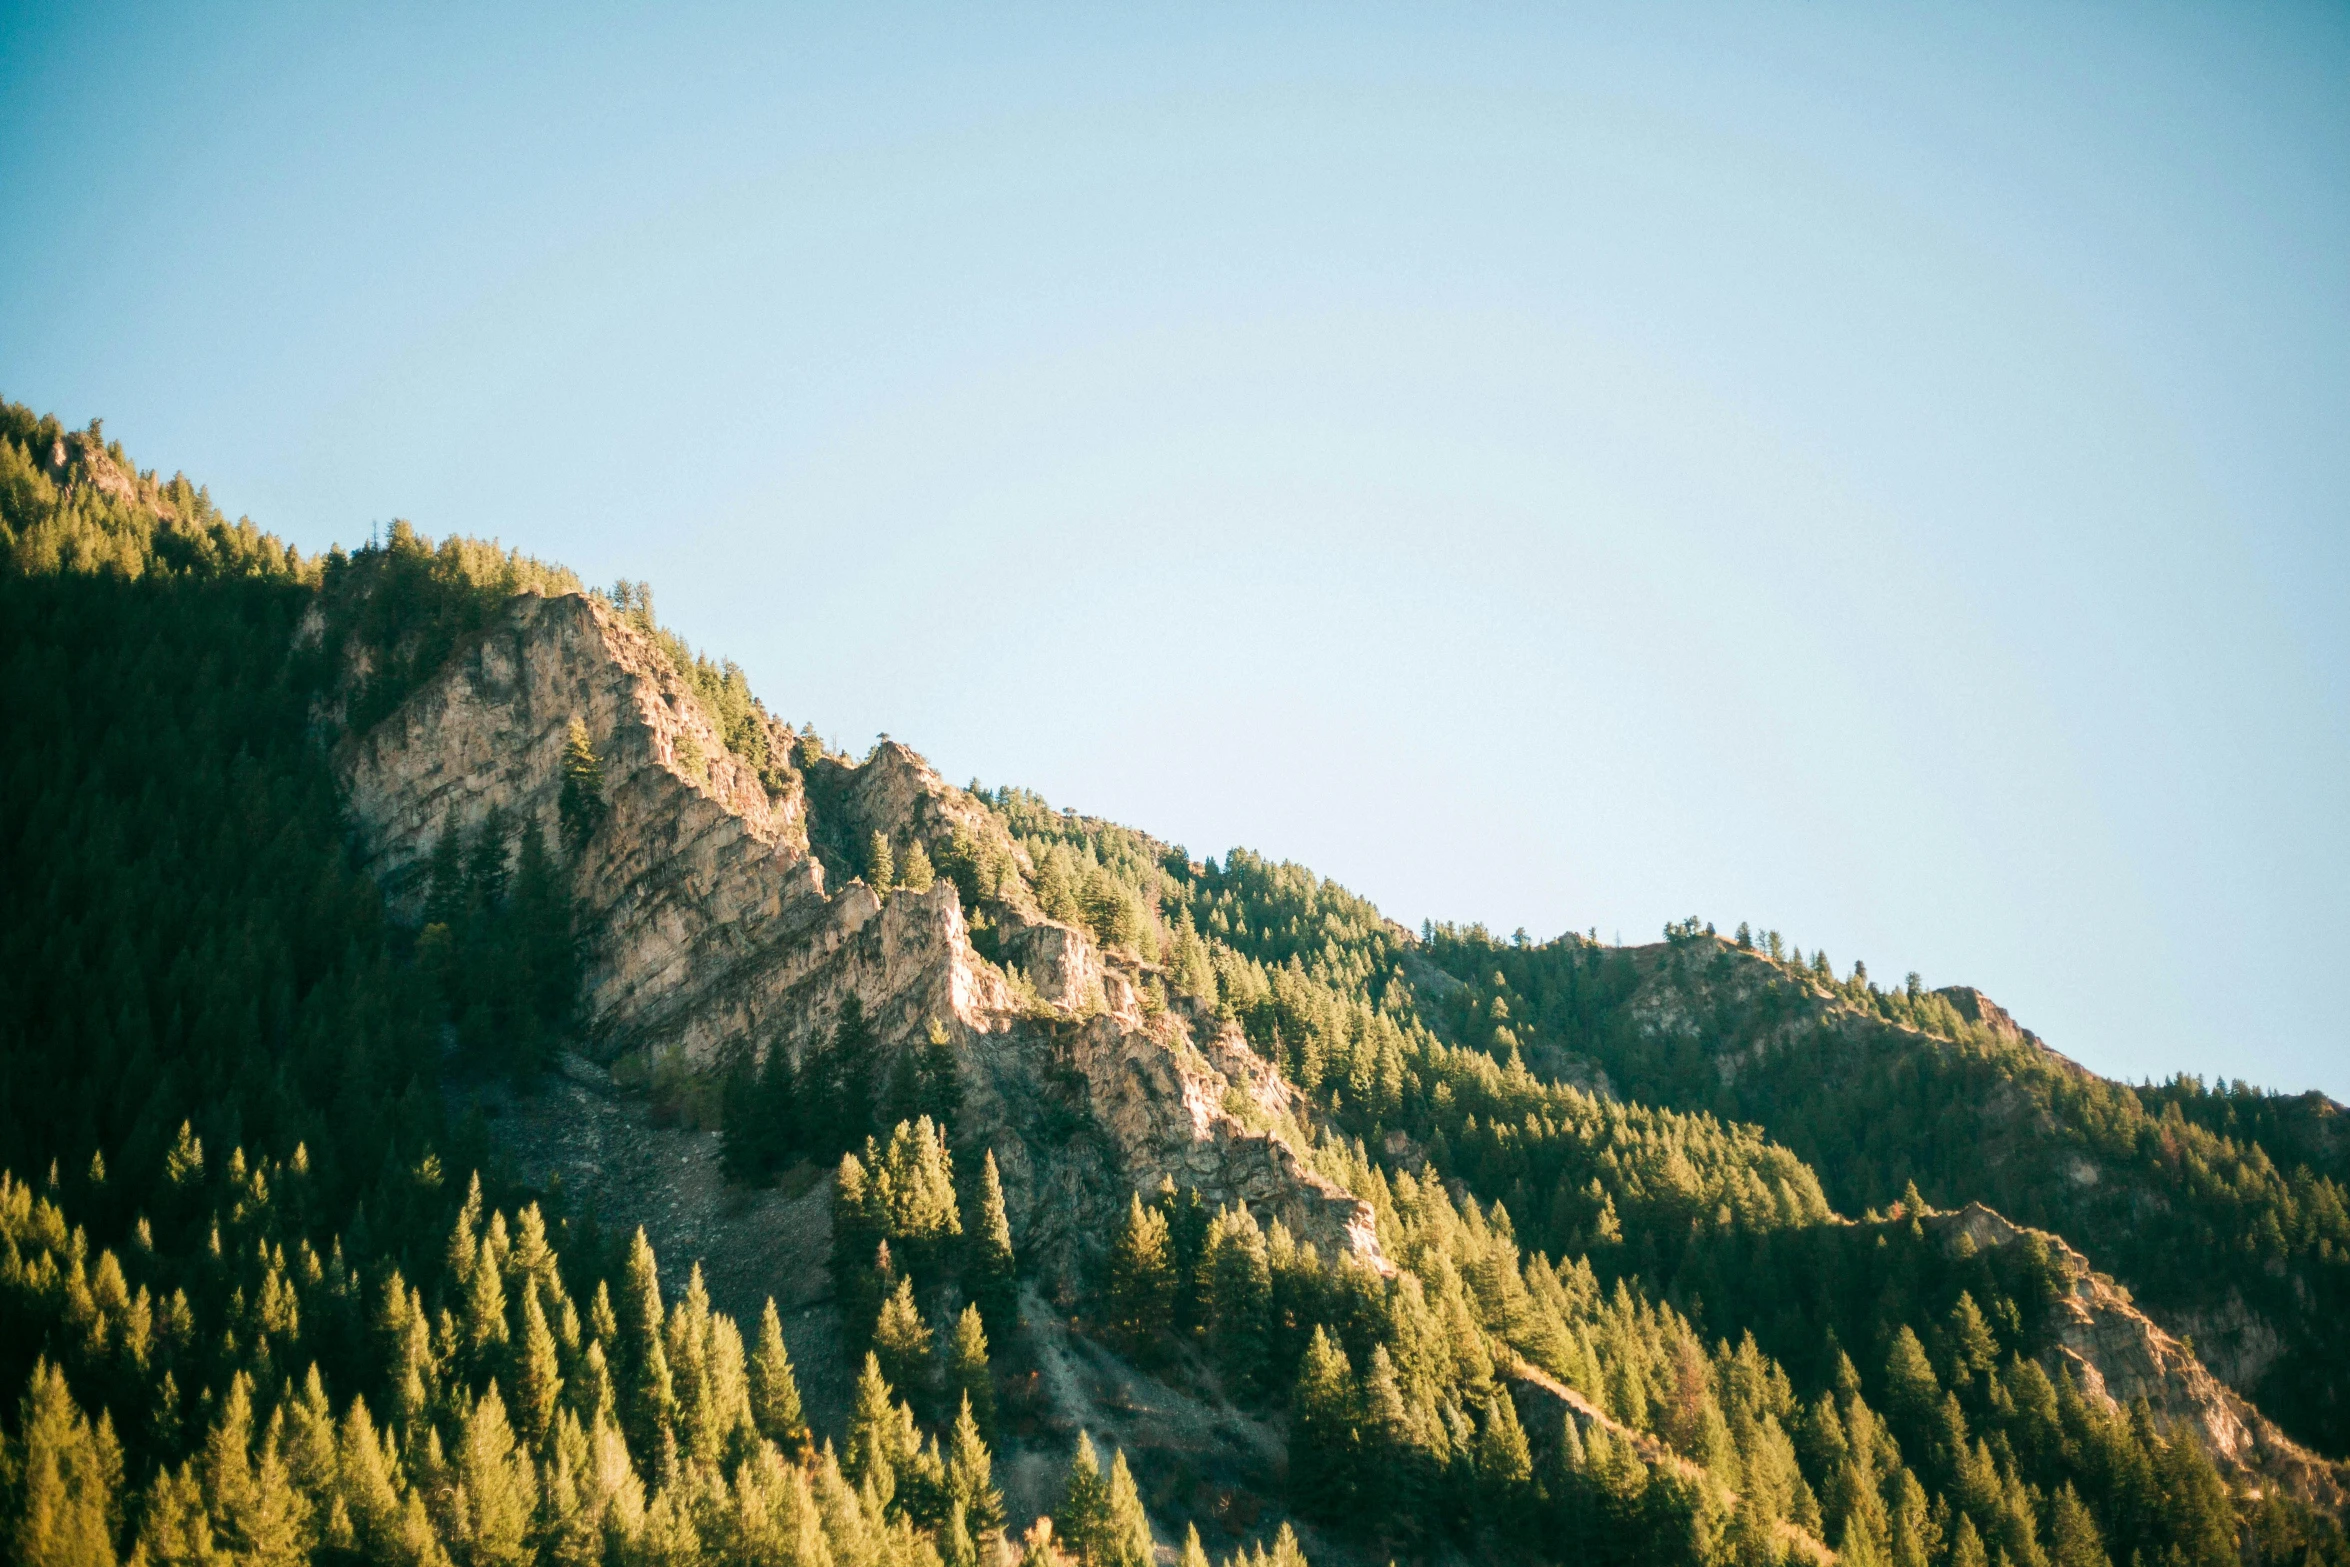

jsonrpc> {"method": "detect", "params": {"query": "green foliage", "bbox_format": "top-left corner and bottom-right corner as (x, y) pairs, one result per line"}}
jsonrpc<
(601, 579), (787, 791)
(1419, 923), (2350, 1454)
(832, 1117), (967, 1360)
(721, 1035), (804, 1188)
(872, 1276), (934, 1411)
(559, 715), (608, 850)
(967, 1151), (1019, 1337)
(0, 1151), (1017, 1567)
(1055, 1433), (1112, 1564)
(947, 1305), (994, 1444)
(0, 408), (465, 1285)
(1104, 1194), (1174, 1352)
(749, 1296), (806, 1453)
(420, 809), (580, 1083)
(7, 400), (2342, 1567)
(321, 519), (583, 736)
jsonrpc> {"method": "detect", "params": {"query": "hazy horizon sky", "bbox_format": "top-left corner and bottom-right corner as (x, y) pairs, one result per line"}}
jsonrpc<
(4, 3), (2344, 1098)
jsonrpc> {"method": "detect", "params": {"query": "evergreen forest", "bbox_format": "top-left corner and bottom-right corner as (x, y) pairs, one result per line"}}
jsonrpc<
(1, 401), (2343, 1567)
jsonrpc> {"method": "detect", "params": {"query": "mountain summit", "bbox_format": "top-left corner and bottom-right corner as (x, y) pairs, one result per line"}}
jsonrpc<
(1, 400), (2342, 1567)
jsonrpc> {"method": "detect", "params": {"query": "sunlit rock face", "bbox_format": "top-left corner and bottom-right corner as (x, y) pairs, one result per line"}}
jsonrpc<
(334, 589), (1386, 1287)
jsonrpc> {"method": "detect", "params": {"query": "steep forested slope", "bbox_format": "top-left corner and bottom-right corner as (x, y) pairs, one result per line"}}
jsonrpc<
(1, 400), (2342, 1567)
(1404, 924), (2350, 1457)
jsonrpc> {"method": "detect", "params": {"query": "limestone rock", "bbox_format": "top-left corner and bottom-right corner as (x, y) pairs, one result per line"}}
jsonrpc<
(332, 589), (1387, 1288)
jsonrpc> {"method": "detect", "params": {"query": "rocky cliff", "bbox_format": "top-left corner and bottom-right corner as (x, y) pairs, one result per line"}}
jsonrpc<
(1927, 1204), (2347, 1511)
(333, 588), (1382, 1285)
(329, 586), (2343, 1526)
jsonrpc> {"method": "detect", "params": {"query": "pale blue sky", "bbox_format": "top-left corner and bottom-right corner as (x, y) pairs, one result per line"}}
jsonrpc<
(4, 3), (2344, 1097)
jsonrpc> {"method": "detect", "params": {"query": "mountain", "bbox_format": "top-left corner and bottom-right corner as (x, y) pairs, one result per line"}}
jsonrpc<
(1404, 923), (2350, 1454)
(1, 399), (2343, 1567)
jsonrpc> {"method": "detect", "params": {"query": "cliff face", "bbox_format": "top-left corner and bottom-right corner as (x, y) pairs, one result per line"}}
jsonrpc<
(1929, 1204), (2346, 1511)
(327, 586), (2342, 1522)
(332, 590), (1382, 1285)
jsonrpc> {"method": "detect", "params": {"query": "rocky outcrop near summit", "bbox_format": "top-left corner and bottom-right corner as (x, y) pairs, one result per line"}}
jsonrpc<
(1928, 1204), (2347, 1511)
(331, 589), (1383, 1285)
(1588, 935), (2348, 1466)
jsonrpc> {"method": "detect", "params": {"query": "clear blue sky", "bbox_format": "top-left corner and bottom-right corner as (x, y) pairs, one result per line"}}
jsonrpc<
(4, 3), (2344, 1098)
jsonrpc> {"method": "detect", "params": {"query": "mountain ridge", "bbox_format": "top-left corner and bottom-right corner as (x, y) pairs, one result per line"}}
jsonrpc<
(2, 398), (2343, 1567)
(329, 577), (2346, 1518)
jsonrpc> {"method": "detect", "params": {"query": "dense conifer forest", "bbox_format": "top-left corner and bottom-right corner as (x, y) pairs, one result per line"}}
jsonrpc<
(1, 400), (2343, 1567)
(1404, 923), (2350, 1453)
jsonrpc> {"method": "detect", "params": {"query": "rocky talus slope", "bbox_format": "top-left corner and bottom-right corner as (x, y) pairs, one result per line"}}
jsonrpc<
(334, 589), (1382, 1286)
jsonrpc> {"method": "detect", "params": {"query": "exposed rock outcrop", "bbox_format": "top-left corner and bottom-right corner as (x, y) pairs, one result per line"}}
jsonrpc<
(333, 590), (1384, 1285)
(1606, 936), (2344, 1479)
(1929, 1203), (2347, 1511)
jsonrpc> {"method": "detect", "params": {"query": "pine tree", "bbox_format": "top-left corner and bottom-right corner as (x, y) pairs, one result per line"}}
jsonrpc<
(755, 1040), (798, 1172)
(870, 1115), (963, 1278)
(663, 1264), (721, 1466)
(872, 1276), (934, 1409)
(467, 806), (514, 910)
(1180, 1524), (1212, 1567)
(334, 1397), (403, 1561)
(1057, 1434), (1111, 1565)
(823, 994), (877, 1155)
(1841, 1513), (1891, 1567)
(866, 831), (895, 897)
(281, 1367), (339, 1519)
(465, 1228), (512, 1364)
(749, 1298), (807, 1452)
(1943, 1292), (1999, 1389)
(834, 1164), (885, 1352)
(200, 1373), (310, 1567)
(919, 1017), (963, 1132)
(513, 1284), (563, 1450)
(968, 1150), (1018, 1335)
(882, 1049), (926, 1146)
(619, 1229), (677, 1463)
(1105, 1192), (1174, 1350)
(2047, 1484), (2108, 1567)
(940, 1504), (978, 1567)
(1100, 1448), (1155, 1567)
(1204, 1205), (1272, 1397)
(948, 1303), (996, 1442)
(504, 821), (574, 1076)
(704, 1311), (755, 1463)
(1289, 1326), (1359, 1518)
(900, 840), (935, 894)
(1888, 1465), (1937, 1567)
(425, 815), (467, 929)
(947, 1392), (1006, 1542)
(720, 1049), (766, 1185)
(1167, 910), (1215, 1002)
(1949, 1513), (1989, 1567)
(136, 1463), (213, 1567)
(1360, 1343), (1428, 1535)
(1883, 1327), (1943, 1452)
(460, 1382), (537, 1567)
(846, 1353), (911, 1511)
(9, 1361), (119, 1567)
(559, 717), (607, 851)
(1477, 1390), (1533, 1507)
